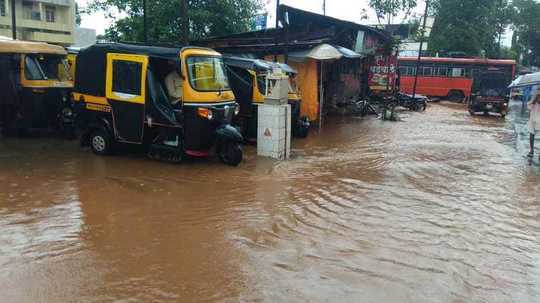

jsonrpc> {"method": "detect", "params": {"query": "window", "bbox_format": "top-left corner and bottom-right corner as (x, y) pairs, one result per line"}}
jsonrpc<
(451, 68), (465, 77)
(256, 74), (266, 95)
(25, 56), (45, 80)
(45, 6), (55, 23)
(422, 67), (433, 76)
(0, 0), (6, 17)
(22, 1), (40, 20)
(187, 56), (230, 91)
(112, 60), (143, 96)
(435, 67), (448, 77)
(24, 55), (71, 81)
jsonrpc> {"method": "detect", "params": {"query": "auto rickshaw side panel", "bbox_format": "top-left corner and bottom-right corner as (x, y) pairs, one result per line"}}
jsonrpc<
(105, 53), (148, 144)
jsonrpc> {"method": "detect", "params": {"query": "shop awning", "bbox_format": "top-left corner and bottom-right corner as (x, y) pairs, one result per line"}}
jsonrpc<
(333, 45), (363, 58)
(289, 44), (362, 61)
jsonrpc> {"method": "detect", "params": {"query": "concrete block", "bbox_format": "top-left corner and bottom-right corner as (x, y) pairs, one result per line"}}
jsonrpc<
(257, 104), (291, 160)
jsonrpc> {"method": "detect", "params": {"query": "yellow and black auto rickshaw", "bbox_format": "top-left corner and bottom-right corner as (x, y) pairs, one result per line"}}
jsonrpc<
(224, 56), (310, 140)
(73, 43), (243, 166)
(0, 40), (74, 135)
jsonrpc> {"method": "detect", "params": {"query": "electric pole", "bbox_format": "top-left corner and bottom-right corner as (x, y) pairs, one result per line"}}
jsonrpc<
(180, 0), (189, 44)
(143, 0), (147, 42)
(276, 0), (280, 28)
(412, 0), (429, 99)
(323, 0), (326, 15)
(10, 0), (16, 39)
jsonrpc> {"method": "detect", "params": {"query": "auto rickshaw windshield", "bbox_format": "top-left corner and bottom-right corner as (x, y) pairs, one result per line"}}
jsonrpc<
(24, 54), (72, 82)
(475, 74), (508, 97)
(186, 56), (230, 91)
(256, 73), (267, 95)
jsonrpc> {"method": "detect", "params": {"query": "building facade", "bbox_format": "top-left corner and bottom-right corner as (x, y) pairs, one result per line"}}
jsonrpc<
(0, 0), (76, 45)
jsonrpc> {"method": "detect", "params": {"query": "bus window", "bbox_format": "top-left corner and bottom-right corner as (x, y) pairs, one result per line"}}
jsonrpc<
(436, 67), (448, 77)
(422, 67), (432, 77)
(451, 68), (465, 77)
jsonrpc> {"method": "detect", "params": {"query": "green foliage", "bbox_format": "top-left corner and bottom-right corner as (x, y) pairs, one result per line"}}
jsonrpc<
(428, 0), (512, 58)
(511, 0), (540, 66)
(86, 0), (262, 43)
(499, 46), (517, 60)
(369, 0), (417, 24)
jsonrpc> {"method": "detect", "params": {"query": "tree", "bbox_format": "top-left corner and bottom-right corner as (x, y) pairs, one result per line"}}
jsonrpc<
(369, 0), (417, 25)
(511, 0), (540, 66)
(87, 0), (261, 43)
(427, 0), (512, 58)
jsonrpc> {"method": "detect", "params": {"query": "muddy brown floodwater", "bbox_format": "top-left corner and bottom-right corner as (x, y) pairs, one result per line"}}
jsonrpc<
(1, 102), (540, 303)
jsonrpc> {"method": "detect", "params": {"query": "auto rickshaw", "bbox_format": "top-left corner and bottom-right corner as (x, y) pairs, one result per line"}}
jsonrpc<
(73, 43), (243, 166)
(0, 40), (74, 135)
(468, 70), (510, 117)
(224, 56), (310, 141)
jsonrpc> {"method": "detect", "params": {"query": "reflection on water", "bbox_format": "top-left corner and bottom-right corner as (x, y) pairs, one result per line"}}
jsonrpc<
(1, 102), (540, 302)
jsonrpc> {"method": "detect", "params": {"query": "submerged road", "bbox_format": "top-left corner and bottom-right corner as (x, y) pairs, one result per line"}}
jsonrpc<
(1, 101), (539, 302)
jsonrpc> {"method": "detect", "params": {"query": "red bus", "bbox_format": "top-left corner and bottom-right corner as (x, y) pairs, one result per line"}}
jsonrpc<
(398, 57), (516, 101)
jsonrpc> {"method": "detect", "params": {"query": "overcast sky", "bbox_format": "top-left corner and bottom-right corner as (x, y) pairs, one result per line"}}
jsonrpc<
(77, 0), (427, 35)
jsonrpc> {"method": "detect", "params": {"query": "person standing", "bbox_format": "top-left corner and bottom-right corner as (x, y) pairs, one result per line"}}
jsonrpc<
(527, 87), (540, 158)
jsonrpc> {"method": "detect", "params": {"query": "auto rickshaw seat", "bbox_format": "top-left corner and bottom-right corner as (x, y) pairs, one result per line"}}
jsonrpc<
(147, 68), (180, 126)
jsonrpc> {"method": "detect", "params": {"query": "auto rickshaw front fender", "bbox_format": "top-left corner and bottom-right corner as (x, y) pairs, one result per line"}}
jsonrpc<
(216, 124), (243, 144)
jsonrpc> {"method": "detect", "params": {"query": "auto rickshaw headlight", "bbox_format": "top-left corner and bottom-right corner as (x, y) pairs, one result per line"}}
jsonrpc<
(234, 105), (240, 116)
(197, 107), (213, 120)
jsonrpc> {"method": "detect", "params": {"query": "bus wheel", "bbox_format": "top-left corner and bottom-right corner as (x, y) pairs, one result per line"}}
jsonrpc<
(447, 91), (464, 102)
(90, 130), (113, 155)
(219, 143), (242, 166)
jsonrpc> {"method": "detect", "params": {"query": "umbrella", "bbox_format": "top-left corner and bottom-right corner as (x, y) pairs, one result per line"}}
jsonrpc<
(289, 43), (343, 61)
(508, 72), (540, 88)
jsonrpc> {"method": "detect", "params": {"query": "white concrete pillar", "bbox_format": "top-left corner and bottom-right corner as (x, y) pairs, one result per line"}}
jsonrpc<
(257, 104), (291, 160)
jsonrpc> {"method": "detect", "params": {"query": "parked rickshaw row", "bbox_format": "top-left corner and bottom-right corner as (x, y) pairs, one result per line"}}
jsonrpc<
(0, 40), (311, 166)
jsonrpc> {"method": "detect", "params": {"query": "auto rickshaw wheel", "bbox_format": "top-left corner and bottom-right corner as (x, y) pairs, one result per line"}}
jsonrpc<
(90, 130), (113, 155)
(295, 125), (309, 138)
(219, 143), (242, 166)
(293, 118), (310, 139)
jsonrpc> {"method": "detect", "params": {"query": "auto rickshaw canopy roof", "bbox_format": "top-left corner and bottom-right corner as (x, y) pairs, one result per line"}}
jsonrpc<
(223, 56), (297, 74)
(80, 43), (185, 61)
(75, 42), (218, 97)
(0, 40), (67, 55)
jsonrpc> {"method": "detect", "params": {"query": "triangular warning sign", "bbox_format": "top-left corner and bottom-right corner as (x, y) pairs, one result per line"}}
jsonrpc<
(264, 128), (272, 137)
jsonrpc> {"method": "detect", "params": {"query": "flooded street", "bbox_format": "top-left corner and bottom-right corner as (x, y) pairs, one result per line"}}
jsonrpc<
(1, 102), (540, 302)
